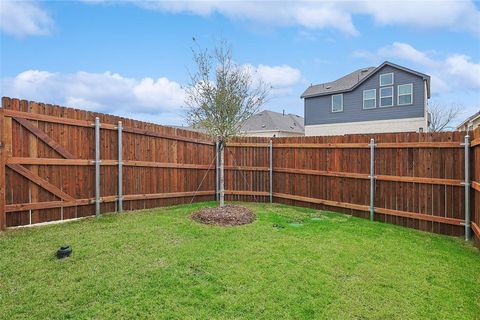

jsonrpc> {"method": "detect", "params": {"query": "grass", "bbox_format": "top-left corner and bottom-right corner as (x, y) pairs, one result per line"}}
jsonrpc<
(0, 202), (479, 319)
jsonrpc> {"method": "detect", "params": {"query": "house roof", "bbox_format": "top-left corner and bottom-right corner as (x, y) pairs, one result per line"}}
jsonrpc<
(456, 110), (480, 129)
(241, 110), (304, 134)
(301, 61), (431, 99)
(170, 125), (207, 133)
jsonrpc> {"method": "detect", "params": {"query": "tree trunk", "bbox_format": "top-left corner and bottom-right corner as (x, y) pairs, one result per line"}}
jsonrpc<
(219, 141), (225, 207)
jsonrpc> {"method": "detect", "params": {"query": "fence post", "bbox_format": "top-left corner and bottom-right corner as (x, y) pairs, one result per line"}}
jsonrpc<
(0, 107), (6, 230)
(369, 138), (375, 221)
(215, 140), (219, 201)
(219, 141), (225, 207)
(269, 139), (273, 203)
(94, 117), (101, 217)
(464, 134), (471, 240)
(118, 121), (123, 213)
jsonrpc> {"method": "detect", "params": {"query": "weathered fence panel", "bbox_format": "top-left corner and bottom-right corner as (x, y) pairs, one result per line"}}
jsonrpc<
(225, 131), (469, 237)
(2, 97), (216, 227)
(0, 97), (478, 243)
(224, 137), (271, 203)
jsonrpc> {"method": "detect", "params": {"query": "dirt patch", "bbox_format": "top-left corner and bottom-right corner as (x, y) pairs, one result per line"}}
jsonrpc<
(191, 205), (255, 226)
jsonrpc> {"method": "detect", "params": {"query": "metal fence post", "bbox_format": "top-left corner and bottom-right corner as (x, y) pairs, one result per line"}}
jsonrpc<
(464, 135), (471, 240)
(94, 117), (101, 217)
(118, 121), (123, 213)
(215, 140), (219, 201)
(219, 141), (225, 207)
(0, 108), (7, 231)
(269, 139), (273, 203)
(369, 138), (375, 221)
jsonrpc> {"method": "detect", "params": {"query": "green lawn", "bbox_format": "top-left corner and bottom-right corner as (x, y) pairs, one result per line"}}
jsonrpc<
(1, 202), (479, 319)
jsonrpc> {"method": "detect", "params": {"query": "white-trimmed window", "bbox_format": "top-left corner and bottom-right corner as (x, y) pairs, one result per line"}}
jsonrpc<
(331, 94), (343, 112)
(380, 73), (394, 86)
(398, 83), (413, 105)
(363, 89), (376, 109)
(379, 86), (394, 107)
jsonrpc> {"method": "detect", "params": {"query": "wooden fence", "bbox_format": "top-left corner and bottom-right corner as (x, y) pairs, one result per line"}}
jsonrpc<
(224, 132), (478, 238)
(0, 97), (479, 244)
(0, 97), (216, 227)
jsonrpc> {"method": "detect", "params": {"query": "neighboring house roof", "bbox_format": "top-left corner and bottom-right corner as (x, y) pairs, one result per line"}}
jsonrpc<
(241, 110), (304, 134)
(456, 110), (480, 129)
(301, 61), (431, 99)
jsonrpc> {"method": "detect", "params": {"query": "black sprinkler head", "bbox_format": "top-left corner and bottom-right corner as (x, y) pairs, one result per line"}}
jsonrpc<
(56, 245), (72, 259)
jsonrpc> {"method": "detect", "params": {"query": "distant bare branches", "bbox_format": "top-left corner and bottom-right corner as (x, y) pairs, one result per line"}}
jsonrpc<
(428, 102), (462, 132)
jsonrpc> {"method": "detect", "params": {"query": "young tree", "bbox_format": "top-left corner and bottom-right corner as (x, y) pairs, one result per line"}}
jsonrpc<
(428, 102), (462, 132)
(184, 41), (269, 206)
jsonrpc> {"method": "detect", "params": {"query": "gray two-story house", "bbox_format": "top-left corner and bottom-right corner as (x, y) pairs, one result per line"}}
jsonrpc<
(301, 61), (430, 136)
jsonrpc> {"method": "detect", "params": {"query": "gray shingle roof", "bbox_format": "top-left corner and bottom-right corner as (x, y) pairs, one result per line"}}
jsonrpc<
(301, 67), (375, 98)
(456, 110), (480, 129)
(241, 110), (304, 134)
(301, 61), (431, 99)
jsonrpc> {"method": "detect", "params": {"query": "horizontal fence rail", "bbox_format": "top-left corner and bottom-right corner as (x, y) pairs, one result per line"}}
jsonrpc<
(226, 142), (464, 148)
(223, 130), (479, 240)
(0, 97), (479, 246)
(1, 97), (216, 228)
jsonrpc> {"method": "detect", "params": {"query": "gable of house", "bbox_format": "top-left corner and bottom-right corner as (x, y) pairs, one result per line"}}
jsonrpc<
(305, 64), (427, 126)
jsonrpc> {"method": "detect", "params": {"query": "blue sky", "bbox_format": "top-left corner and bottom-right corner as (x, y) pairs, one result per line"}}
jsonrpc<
(1, 0), (479, 126)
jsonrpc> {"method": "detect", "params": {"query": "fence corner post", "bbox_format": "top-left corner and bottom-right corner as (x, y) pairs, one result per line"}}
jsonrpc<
(464, 134), (471, 241)
(118, 121), (123, 213)
(95, 117), (101, 217)
(0, 107), (6, 231)
(269, 139), (273, 203)
(369, 138), (375, 221)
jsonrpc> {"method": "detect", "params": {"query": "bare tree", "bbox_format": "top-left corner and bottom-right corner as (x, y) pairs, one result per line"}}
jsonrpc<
(184, 40), (269, 206)
(428, 102), (462, 132)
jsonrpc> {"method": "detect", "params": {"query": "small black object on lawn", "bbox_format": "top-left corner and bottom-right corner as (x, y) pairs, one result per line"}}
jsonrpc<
(56, 245), (72, 259)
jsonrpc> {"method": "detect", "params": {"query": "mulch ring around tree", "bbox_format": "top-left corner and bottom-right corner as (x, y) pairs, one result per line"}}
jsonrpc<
(191, 205), (255, 226)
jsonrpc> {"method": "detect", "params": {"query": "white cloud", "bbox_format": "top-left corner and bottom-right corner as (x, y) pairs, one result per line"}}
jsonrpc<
(255, 64), (302, 88)
(359, 0), (480, 35)
(4, 0), (477, 38)
(243, 64), (303, 96)
(3, 0), (478, 37)
(1, 70), (185, 117)
(1, 63), (301, 124)
(0, 0), (53, 37)
(353, 42), (480, 95)
(84, 0), (480, 36)
(377, 42), (438, 68)
(133, 77), (185, 111)
(444, 54), (480, 89)
(136, 1), (358, 34)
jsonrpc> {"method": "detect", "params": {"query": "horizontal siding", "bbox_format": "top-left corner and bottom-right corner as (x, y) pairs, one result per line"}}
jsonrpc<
(305, 117), (426, 136)
(305, 65), (426, 125)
